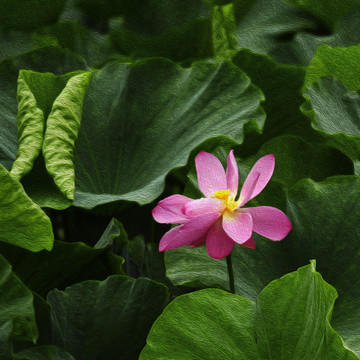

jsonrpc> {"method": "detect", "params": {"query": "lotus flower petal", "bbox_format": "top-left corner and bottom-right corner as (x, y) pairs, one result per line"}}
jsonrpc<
(159, 212), (220, 251)
(195, 151), (227, 197)
(184, 197), (225, 218)
(206, 218), (234, 259)
(222, 210), (253, 244)
(246, 206), (292, 240)
(152, 194), (192, 224)
(226, 149), (239, 198)
(239, 154), (275, 206)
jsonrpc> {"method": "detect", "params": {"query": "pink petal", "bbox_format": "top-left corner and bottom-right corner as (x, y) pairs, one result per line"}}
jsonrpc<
(159, 212), (220, 251)
(184, 197), (225, 218)
(206, 218), (234, 259)
(188, 234), (207, 248)
(245, 206), (292, 241)
(195, 151), (227, 197)
(239, 154), (275, 206)
(226, 150), (239, 198)
(222, 210), (253, 244)
(242, 238), (256, 249)
(152, 194), (192, 224)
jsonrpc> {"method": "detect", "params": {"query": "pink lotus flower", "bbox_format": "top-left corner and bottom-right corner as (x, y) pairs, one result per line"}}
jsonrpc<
(152, 151), (292, 259)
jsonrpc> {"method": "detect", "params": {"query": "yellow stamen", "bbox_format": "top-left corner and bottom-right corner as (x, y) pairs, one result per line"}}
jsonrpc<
(211, 189), (240, 213)
(211, 190), (230, 202)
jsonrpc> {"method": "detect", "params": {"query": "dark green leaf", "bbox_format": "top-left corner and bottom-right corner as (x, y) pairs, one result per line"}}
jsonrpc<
(47, 276), (169, 360)
(15, 346), (75, 360)
(0, 254), (37, 358)
(0, 235), (124, 298)
(0, 0), (66, 31)
(74, 58), (264, 209)
(109, 0), (213, 62)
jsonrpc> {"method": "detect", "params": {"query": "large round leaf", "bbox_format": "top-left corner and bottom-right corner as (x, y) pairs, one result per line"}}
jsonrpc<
(73, 58), (265, 208)
(141, 288), (257, 359)
(141, 263), (358, 359)
(47, 275), (169, 360)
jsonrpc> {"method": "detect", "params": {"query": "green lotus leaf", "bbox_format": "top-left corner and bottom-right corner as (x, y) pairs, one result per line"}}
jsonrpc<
(301, 76), (360, 173)
(42, 71), (91, 200)
(304, 77), (360, 136)
(73, 58), (264, 209)
(233, 0), (360, 65)
(47, 276), (169, 360)
(10, 69), (91, 201)
(0, 254), (37, 359)
(0, 0), (66, 31)
(306, 44), (360, 90)
(108, 0), (213, 62)
(10, 72), (45, 180)
(285, 0), (360, 29)
(0, 62), (18, 171)
(141, 263), (358, 359)
(0, 164), (54, 252)
(15, 346), (75, 360)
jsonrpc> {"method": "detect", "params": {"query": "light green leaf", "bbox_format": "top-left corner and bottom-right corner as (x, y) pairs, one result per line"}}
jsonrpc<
(0, 164), (53, 252)
(212, 3), (238, 60)
(140, 288), (257, 360)
(73, 58), (265, 209)
(141, 264), (358, 359)
(256, 261), (356, 359)
(0, 254), (37, 358)
(10, 69), (91, 201)
(47, 276), (169, 360)
(10, 72), (45, 180)
(43, 71), (91, 200)
(306, 44), (360, 90)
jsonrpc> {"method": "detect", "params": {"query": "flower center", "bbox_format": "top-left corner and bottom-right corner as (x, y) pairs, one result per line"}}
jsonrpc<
(211, 190), (239, 212)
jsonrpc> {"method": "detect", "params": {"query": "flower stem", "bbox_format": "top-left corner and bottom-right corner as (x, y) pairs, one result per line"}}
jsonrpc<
(226, 253), (235, 294)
